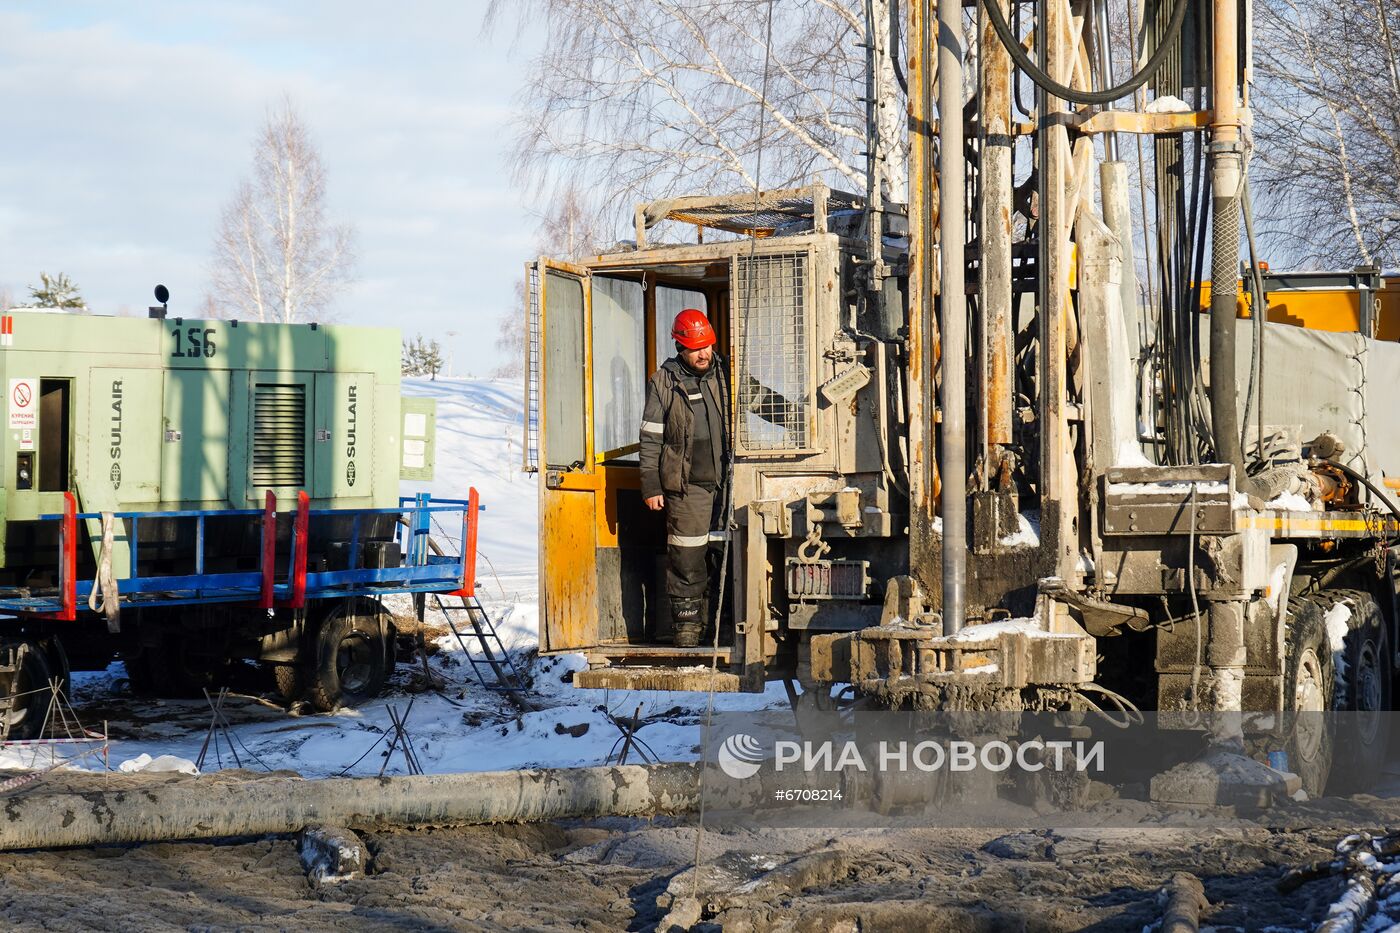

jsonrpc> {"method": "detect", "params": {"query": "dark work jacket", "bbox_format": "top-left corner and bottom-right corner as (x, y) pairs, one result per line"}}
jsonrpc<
(639, 357), (730, 499)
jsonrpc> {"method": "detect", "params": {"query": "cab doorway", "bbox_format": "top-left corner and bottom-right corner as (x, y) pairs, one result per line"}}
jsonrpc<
(595, 272), (730, 648)
(534, 257), (732, 655)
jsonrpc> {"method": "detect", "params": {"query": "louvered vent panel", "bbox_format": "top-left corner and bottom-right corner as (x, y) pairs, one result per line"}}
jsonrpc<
(253, 384), (306, 487)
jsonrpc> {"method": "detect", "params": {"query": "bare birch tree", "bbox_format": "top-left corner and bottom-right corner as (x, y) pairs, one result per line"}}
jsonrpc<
(212, 101), (356, 322)
(489, 0), (905, 231)
(494, 185), (606, 378)
(1253, 0), (1400, 268)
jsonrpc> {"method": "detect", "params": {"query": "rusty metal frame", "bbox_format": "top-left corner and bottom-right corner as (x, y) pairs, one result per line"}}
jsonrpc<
(1070, 108), (1212, 135)
(632, 183), (858, 248)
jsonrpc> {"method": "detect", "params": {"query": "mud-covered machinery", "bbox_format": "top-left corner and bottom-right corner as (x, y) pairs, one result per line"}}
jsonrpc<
(526, 187), (911, 692)
(530, 0), (1400, 793)
(0, 309), (458, 734)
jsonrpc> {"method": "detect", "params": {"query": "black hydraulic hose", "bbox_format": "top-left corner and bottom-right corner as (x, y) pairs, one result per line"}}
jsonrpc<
(979, 0), (1189, 105)
(1326, 458), (1400, 525)
(889, 0), (908, 96)
(1011, 0), (1032, 118)
(1241, 175), (1267, 462)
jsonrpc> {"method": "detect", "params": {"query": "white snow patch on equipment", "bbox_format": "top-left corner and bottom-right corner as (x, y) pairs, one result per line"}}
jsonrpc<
(1325, 601), (1353, 701)
(1106, 480), (1228, 496)
(941, 619), (1068, 644)
(1113, 442), (1152, 467)
(1266, 492), (1318, 512)
(1325, 602), (1352, 654)
(999, 511), (1041, 548)
(1146, 94), (1191, 113)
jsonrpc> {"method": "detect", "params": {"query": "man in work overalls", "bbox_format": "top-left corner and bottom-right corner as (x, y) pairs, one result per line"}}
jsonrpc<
(639, 309), (729, 647)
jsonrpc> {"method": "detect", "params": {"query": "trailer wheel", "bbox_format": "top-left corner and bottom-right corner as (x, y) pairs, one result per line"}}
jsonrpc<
(0, 643), (53, 741)
(1283, 597), (1335, 796)
(1313, 589), (1391, 793)
(307, 599), (390, 712)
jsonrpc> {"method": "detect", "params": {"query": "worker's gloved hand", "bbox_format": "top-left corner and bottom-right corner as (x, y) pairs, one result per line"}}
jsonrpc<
(645, 495), (665, 511)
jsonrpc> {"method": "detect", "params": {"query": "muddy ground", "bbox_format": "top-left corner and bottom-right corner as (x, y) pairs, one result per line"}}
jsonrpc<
(2, 627), (1387, 932)
(0, 789), (1385, 932)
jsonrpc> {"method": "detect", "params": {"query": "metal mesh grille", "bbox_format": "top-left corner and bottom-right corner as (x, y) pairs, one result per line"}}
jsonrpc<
(786, 559), (869, 600)
(735, 252), (810, 452)
(252, 384), (305, 487)
(524, 264), (542, 472)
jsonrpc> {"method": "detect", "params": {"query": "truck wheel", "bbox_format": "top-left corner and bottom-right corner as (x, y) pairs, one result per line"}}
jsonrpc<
(39, 637), (71, 701)
(1314, 589), (1391, 793)
(270, 663), (304, 703)
(150, 634), (230, 698)
(1283, 597), (1335, 796)
(307, 599), (390, 712)
(0, 643), (53, 741)
(120, 649), (157, 695)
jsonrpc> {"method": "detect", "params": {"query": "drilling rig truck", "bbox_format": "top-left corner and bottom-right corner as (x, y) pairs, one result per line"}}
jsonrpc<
(527, 0), (1400, 795)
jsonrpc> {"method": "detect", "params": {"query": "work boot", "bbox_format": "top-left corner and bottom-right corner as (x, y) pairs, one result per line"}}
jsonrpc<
(672, 597), (704, 648)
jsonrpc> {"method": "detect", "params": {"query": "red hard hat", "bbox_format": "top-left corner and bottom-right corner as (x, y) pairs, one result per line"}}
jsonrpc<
(671, 309), (716, 350)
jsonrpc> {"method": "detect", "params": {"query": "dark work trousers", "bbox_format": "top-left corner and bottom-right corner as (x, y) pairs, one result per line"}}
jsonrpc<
(665, 483), (723, 600)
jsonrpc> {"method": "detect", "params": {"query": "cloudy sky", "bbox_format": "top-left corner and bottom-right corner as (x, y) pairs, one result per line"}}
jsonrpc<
(0, 2), (543, 376)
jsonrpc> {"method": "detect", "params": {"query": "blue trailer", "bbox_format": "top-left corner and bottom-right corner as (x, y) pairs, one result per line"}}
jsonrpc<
(0, 311), (483, 736)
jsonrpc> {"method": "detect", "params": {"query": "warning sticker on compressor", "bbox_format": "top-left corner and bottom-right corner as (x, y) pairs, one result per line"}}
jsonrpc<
(9, 379), (35, 429)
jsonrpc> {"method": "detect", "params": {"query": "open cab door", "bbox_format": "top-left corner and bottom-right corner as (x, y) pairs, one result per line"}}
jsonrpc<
(528, 258), (600, 654)
(526, 256), (740, 690)
(527, 258), (666, 653)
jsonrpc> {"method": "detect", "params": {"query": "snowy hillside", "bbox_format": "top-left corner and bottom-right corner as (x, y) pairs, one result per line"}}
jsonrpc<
(399, 377), (538, 581)
(10, 377), (785, 779)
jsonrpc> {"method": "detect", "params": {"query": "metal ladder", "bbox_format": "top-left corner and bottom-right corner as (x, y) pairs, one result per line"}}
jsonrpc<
(428, 592), (527, 694)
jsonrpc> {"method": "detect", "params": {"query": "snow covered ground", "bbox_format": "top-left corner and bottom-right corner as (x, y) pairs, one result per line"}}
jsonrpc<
(0, 377), (788, 778)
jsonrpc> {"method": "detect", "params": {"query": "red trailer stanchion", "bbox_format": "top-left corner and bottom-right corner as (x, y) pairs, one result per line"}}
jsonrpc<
(452, 487), (480, 598)
(59, 492), (77, 622)
(464, 486), (480, 597)
(37, 492), (78, 623)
